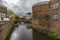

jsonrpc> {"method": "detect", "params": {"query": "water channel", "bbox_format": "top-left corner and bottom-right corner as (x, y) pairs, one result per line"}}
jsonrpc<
(10, 22), (33, 40)
(8, 22), (56, 40)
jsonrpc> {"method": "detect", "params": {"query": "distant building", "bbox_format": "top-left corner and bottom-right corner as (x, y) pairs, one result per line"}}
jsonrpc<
(7, 10), (16, 20)
(22, 16), (26, 19)
(32, 0), (60, 33)
(26, 13), (32, 20)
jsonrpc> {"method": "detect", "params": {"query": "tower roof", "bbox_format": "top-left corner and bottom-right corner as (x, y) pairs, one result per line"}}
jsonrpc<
(33, 1), (50, 7)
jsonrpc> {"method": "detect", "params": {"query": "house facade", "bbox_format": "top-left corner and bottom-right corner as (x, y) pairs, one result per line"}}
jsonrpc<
(49, 0), (60, 33)
(32, 0), (60, 33)
(0, 1), (9, 21)
(7, 9), (16, 20)
(26, 13), (32, 20)
(0, 6), (9, 21)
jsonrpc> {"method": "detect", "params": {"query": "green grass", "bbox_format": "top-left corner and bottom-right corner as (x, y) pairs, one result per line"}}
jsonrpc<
(48, 32), (60, 40)
(31, 26), (60, 40)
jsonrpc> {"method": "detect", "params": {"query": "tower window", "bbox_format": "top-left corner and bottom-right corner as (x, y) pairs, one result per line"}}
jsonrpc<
(45, 16), (49, 20)
(53, 2), (59, 9)
(53, 14), (58, 21)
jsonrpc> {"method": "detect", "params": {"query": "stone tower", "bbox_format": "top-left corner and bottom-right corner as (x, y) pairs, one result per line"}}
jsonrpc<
(32, 0), (60, 34)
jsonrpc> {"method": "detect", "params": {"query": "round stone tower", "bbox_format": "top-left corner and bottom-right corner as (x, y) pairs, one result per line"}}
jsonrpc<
(32, 1), (51, 30)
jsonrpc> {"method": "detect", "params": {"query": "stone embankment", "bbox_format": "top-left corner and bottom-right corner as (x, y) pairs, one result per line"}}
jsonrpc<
(0, 20), (15, 40)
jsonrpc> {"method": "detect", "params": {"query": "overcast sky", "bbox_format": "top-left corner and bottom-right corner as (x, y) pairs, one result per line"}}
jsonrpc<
(2, 0), (50, 16)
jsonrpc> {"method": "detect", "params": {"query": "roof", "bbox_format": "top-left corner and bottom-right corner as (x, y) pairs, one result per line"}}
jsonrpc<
(0, 6), (7, 13)
(33, 1), (50, 7)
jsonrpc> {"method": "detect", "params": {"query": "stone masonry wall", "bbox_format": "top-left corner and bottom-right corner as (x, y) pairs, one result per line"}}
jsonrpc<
(32, 4), (51, 30)
(0, 20), (15, 40)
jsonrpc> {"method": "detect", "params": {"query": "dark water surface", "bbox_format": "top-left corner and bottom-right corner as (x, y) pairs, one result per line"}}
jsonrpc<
(33, 30), (56, 40)
(10, 22), (33, 40)
(9, 22), (56, 40)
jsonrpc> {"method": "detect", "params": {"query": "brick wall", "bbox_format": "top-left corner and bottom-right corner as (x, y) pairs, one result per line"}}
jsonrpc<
(32, 0), (60, 34)
(32, 3), (51, 30)
(49, 0), (60, 33)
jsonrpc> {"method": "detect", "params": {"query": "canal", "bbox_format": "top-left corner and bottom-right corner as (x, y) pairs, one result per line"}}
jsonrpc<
(10, 22), (33, 40)
(7, 22), (56, 40)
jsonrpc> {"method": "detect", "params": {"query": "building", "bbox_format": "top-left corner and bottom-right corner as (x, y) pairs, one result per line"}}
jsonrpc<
(32, 1), (51, 30)
(32, 0), (60, 33)
(49, 0), (59, 33)
(26, 13), (32, 20)
(7, 10), (16, 20)
(0, 1), (9, 21)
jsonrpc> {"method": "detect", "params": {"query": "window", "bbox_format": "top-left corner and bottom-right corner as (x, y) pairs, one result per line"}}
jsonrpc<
(53, 2), (59, 9)
(4, 13), (6, 18)
(7, 14), (9, 18)
(53, 14), (58, 21)
(2, 13), (4, 17)
(42, 15), (49, 20)
(45, 16), (49, 20)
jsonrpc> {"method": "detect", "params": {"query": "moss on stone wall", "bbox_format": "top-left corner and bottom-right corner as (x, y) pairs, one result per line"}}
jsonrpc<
(31, 26), (60, 40)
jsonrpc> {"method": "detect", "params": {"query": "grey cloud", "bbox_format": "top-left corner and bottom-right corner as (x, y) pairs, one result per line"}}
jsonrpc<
(3, 0), (50, 16)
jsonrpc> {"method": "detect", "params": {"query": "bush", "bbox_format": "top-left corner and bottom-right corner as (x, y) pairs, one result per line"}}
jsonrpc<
(15, 15), (20, 20)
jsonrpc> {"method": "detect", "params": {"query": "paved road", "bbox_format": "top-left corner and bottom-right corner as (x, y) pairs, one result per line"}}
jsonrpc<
(0, 21), (10, 25)
(0, 21), (8, 25)
(10, 22), (33, 40)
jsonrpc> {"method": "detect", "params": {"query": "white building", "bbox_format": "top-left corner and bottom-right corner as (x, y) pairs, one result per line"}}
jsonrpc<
(26, 13), (32, 20)
(0, 0), (10, 21)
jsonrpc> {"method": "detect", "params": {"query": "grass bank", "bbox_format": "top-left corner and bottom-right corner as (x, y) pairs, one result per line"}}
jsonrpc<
(31, 26), (60, 40)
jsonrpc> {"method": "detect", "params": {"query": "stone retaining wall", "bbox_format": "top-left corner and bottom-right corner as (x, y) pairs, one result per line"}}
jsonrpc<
(0, 20), (15, 40)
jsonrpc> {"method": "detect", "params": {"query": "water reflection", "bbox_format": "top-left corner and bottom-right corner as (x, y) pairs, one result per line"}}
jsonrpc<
(10, 22), (33, 40)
